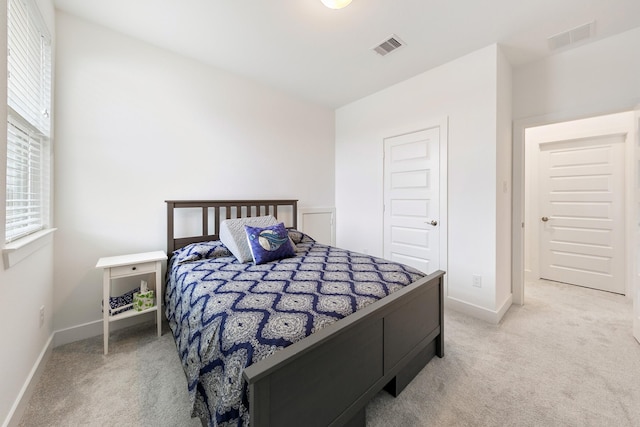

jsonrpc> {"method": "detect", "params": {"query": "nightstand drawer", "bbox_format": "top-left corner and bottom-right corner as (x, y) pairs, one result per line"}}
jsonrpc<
(110, 261), (157, 278)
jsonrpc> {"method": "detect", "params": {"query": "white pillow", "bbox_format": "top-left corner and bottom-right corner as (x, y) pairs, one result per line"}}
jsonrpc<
(219, 215), (279, 263)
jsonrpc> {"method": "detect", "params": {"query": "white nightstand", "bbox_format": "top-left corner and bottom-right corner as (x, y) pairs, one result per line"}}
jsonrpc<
(96, 250), (167, 354)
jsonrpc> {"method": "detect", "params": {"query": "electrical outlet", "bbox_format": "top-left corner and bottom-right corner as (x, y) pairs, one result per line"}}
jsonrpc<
(39, 305), (45, 328)
(472, 275), (482, 288)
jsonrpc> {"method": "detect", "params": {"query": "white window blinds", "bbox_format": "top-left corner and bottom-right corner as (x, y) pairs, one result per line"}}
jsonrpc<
(6, 118), (47, 241)
(7, 0), (51, 137)
(6, 0), (52, 243)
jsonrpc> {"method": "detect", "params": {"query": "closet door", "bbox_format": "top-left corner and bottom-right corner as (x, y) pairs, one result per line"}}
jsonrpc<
(383, 127), (440, 274)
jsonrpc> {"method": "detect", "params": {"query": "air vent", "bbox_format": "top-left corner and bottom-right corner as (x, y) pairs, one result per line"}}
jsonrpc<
(548, 21), (595, 51)
(373, 35), (405, 56)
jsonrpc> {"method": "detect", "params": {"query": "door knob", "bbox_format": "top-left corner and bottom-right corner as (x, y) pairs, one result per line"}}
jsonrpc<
(428, 220), (438, 226)
(541, 216), (549, 222)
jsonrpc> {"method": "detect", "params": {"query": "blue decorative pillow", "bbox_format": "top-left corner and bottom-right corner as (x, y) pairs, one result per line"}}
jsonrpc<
(245, 222), (296, 265)
(220, 215), (279, 263)
(287, 229), (306, 245)
(172, 240), (233, 264)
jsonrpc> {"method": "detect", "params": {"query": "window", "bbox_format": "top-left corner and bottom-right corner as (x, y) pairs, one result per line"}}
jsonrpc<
(6, 0), (52, 243)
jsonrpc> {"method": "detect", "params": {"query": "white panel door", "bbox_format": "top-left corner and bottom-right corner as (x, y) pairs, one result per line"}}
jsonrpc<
(383, 128), (440, 274)
(539, 135), (625, 293)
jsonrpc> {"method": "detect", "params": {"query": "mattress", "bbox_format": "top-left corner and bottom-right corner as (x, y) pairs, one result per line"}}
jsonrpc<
(165, 231), (424, 426)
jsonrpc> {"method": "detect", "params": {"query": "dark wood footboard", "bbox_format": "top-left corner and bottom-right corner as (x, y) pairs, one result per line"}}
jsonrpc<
(243, 270), (445, 427)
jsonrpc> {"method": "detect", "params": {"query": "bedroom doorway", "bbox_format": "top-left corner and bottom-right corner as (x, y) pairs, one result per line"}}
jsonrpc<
(382, 120), (447, 275)
(537, 135), (625, 293)
(521, 111), (636, 299)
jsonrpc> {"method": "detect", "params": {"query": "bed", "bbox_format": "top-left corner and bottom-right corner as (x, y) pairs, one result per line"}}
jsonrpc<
(165, 199), (445, 427)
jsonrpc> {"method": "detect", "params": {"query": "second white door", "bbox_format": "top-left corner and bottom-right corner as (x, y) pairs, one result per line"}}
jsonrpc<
(539, 134), (625, 294)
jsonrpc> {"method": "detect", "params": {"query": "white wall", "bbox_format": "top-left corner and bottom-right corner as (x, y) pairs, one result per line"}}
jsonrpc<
(0, 246), (54, 426)
(336, 44), (511, 321)
(53, 12), (335, 338)
(1, 1), (56, 426)
(513, 27), (640, 121)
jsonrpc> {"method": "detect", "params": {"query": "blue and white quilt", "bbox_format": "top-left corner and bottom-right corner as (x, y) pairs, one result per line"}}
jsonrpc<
(165, 231), (425, 427)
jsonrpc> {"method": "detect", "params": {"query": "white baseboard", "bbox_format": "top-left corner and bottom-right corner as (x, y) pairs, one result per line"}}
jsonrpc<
(53, 310), (157, 348)
(53, 319), (103, 348)
(3, 334), (53, 427)
(496, 294), (513, 321)
(445, 294), (513, 324)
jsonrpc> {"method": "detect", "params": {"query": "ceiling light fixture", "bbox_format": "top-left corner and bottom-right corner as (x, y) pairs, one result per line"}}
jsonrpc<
(321, 0), (352, 9)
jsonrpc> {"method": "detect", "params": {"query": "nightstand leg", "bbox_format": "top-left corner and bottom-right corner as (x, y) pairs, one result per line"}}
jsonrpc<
(156, 261), (162, 337)
(103, 269), (110, 355)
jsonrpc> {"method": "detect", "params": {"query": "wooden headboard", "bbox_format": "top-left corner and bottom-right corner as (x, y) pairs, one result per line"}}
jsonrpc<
(165, 199), (298, 255)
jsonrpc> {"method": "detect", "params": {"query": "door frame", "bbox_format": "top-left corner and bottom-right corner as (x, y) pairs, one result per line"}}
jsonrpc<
(382, 117), (448, 291)
(513, 109), (638, 305)
(634, 106), (640, 344)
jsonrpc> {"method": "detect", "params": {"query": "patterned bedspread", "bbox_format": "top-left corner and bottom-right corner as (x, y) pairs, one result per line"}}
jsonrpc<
(165, 231), (425, 427)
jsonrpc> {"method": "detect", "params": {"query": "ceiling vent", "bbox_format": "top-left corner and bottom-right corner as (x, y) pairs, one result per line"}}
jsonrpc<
(548, 21), (595, 51)
(373, 35), (405, 56)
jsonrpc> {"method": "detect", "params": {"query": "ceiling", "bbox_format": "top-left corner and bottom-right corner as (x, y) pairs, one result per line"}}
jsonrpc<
(53, 0), (640, 108)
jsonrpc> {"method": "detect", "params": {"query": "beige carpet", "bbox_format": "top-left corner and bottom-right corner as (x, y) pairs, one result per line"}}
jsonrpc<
(19, 280), (640, 426)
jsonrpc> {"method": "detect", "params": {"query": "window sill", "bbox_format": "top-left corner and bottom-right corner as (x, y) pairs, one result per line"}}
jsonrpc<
(3, 228), (57, 269)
